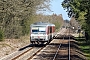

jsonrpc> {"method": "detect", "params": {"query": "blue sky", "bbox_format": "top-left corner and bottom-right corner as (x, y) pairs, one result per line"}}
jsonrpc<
(47, 0), (70, 20)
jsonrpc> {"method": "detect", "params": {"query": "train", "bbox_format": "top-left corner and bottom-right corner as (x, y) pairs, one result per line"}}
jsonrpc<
(30, 22), (55, 44)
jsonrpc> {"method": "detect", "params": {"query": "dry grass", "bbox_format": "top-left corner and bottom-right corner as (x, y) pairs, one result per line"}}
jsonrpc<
(0, 35), (30, 58)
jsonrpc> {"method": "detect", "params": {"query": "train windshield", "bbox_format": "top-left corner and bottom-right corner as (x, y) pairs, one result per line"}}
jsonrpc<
(32, 26), (46, 33)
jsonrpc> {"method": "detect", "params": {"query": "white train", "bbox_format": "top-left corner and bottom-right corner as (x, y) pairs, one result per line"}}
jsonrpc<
(30, 22), (55, 44)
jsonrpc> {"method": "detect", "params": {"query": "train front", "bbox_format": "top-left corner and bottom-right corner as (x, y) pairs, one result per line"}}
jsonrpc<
(30, 25), (48, 44)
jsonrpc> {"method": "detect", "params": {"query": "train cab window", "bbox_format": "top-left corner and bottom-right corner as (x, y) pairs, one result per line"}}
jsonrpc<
(32, 27), (38, 32)
(39, 27), (46, 32)
(32, 26), (46, 33)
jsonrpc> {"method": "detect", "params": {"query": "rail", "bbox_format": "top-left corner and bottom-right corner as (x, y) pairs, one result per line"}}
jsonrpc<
(27, 47), (44, 60)
(53, 41), (62, 60)
(11, 47), (34, 60)
(53, 28), (71, 60)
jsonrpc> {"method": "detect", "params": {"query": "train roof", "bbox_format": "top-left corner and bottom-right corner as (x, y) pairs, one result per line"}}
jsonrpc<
(30, 22), (55, 27)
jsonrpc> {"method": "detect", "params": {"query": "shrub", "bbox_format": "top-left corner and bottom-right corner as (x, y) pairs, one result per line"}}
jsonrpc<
(0, 30), (4, 41)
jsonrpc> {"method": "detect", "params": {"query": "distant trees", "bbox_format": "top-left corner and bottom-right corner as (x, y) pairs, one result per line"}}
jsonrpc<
(0, 0), (51, 39)
(51, 14), (64, 29)
(0, 0), (64, 40)
(62, 0), (90, 39)
(35, 13), (64, 29)
(70, 17), (79, 30)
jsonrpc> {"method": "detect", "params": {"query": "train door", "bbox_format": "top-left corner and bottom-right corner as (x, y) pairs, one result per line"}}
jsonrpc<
(50, 26), (52, 39)
(52, 26), (55, 38)
(48, 26), (50, 40)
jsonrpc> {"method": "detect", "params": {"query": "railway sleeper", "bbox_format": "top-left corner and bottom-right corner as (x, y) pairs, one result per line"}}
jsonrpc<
(53, 34), (74, 39)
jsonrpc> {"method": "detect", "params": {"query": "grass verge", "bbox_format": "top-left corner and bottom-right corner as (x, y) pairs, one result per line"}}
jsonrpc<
(75, 37), (90, 60)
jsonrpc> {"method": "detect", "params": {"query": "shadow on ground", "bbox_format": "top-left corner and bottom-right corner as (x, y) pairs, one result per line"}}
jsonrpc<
(18, 44), (46, 51)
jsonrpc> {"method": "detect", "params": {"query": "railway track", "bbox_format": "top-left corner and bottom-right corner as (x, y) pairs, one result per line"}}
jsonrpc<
(1, 45), (45, 60)
(52, 39), (63, 60)
(52, 28), (71, 60)
(31, 28), (72, 60)
(15, 28), (69, 60)
(11, 47), (34, 60)
(52, 39), (69, 60)
(1, 28), (77, 60)
(27, 47), (44, 60)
